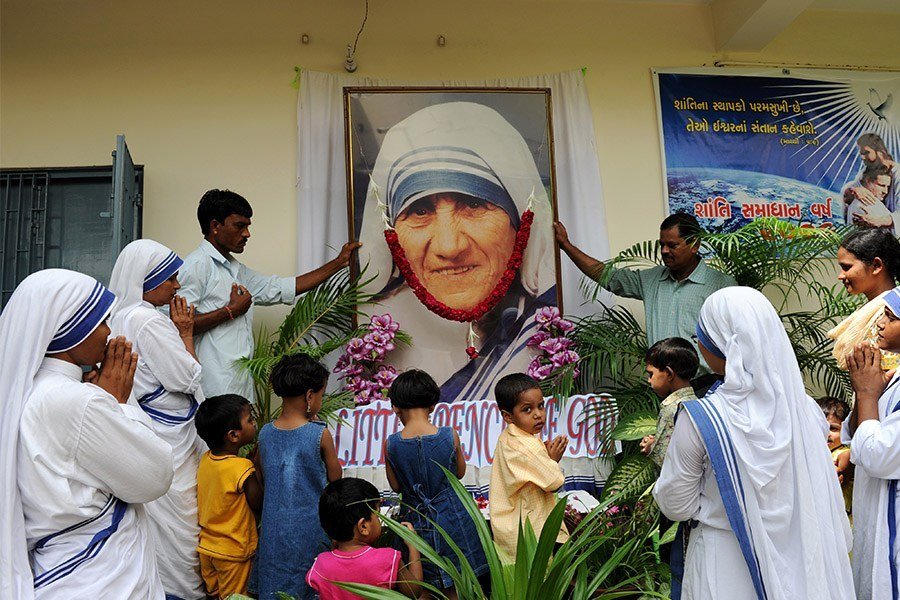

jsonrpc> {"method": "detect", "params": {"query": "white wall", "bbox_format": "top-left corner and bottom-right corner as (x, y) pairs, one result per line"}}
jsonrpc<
(2, 0), (898, 327)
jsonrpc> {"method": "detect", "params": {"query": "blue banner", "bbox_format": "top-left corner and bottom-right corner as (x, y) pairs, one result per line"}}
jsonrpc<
(654, 68), (900, 233)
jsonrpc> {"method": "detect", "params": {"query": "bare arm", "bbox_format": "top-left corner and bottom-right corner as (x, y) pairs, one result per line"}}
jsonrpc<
(295, 242), (362, 295)
(320, 428), (343, 483)
(242, 469), (264, 513)
(849, 344), (887, 429)
(192, 283), (252, 335)
(554, 222), (605, 280)
(396, 523), (423, 598)
(168, 295), (198, 360)
(453, 430), (467, 479)
(383, 440), (402, 492)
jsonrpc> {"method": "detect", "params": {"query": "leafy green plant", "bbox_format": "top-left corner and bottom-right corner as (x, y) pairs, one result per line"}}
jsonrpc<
(237, 268), (409, 428)
(336, 468), (657, 600)
(547, 218), (859, 594)
(577, 218), (855, 401)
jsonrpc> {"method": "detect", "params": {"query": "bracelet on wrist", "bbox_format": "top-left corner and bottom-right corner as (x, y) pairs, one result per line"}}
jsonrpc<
(225, 306), (235, 320)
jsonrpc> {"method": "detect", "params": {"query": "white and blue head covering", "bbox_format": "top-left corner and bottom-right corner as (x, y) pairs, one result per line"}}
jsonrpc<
(108, 239), (182, 313)
(883, 286), (900, 317)
(688, 287), (854, 598)
(0, 269), (116, 599)
(358, 101), (556, 299)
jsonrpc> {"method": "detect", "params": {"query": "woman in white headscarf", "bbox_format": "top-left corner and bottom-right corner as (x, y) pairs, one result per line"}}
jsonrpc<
(357, 101), (557, 405)
(0, 269), (174, 599)
(109, 239), (206, 599)
(653, 287), (854, 600)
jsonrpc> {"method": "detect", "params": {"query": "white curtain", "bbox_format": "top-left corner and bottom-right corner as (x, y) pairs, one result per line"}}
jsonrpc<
(296, 69), (612, 317)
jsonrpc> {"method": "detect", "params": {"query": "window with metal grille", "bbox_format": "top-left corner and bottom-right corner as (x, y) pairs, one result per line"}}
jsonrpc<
(1, 136), (143, 308)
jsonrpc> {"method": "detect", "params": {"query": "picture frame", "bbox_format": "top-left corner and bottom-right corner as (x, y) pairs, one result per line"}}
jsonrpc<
(342, 86), (563, 403)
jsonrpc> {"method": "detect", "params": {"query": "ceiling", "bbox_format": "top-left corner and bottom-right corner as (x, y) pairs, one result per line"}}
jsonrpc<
(588, 0), (899, 14)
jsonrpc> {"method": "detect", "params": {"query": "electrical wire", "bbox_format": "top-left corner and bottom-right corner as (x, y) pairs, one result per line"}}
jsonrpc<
(351, 0), (369, 56)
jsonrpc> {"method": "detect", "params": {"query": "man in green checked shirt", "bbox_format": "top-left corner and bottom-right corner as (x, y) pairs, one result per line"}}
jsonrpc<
(554, 213), (736, 380)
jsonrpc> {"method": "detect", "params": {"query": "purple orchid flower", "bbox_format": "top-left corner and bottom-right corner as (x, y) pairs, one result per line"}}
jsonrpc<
(364, 331), (396, 353)
(538, 337), (573, 354)
(535, 306), (561, 329)
(551, 350), (580, 368)
(369, 314), (400, 334)
(526, 331), (551, 348)
(346, 338), (369, 362)
(374, 365), (398, 387)
(344, 363), (365, 377)
(527, 357), (554, 381)
(555, 318), (575, 333)
(333, 353), (350, 373)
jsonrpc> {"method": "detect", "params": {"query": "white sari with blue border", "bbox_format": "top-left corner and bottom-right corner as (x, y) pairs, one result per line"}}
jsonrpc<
(845, 372), (900, 600)
(654, 287), (854, 600)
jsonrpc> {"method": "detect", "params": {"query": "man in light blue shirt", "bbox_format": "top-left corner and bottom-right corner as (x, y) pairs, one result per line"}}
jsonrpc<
(554, 213), (736, 376)
(179, 189), (358, 400)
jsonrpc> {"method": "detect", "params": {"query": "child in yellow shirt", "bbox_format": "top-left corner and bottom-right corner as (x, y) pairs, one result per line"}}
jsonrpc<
(194, 394), (263, 599)
(816, 396), (853, 515)
(489, 373), (569, 562)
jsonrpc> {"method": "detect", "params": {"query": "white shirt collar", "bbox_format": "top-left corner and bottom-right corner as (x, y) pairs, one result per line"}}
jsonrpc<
(199, 239), (230, 265)
(39, 357), (84, 381)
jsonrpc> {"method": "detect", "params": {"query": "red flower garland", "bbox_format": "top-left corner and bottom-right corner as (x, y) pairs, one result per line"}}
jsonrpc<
(384, 209), (534, 323)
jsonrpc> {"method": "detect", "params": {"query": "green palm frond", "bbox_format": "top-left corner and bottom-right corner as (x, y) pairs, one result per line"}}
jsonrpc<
(569, 306), (648, 390)
(611, 411), (658, 441)
(272, 267), (378, 355)
(236, 268), (410, 428)
(602, 455), (658, 504)
(582, 240), (662, 302)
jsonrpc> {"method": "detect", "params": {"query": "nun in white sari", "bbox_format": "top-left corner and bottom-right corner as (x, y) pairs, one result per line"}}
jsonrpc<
(654, 287), (854, 600)
(0, 269), (174, 599)
(844, 286), (900, 600)
(109, 239), (206, 599)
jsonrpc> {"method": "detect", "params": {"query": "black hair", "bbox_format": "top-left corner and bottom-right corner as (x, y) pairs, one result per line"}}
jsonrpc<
(659, 212), (703, 242)
(860, 163), (893, 184)
(816, 396), (850, 422)
(840, 227), (900, 284)
(270, 353), (329, 398)
(319, 478), (381, 542)
(388, 369), (440, 409)
(494, 373), (541, 413)
(194, 394), (250, 451)
(197, 189), (253, 236)
(858, 132), (894, 162)
(645, 337), (700, 381)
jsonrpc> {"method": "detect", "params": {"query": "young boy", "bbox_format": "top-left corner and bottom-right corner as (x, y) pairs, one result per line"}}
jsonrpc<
(817, 396), (853, 514)
(307, 478), (423, 599)
(489, 373), (569, 562)
(194, 394), (263, 600)
(639, 337), (699, 469)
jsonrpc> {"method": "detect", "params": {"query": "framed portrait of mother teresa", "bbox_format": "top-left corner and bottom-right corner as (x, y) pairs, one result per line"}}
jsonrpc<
(343, 87), (563, 404)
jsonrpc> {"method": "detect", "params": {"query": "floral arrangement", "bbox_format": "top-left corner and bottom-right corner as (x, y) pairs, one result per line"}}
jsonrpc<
(526, 307), (580, 381)
(334, 314), (401, 406)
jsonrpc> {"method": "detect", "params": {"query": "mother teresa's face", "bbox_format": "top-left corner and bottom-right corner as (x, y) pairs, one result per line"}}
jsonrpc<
(394, 192), (517, 310)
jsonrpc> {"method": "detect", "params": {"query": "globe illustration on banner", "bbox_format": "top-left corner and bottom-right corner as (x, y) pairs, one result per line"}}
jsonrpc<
(667, 167), (843, 233)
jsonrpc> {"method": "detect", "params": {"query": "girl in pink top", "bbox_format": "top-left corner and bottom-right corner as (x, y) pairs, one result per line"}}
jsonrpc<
(307, 478), (422, 599)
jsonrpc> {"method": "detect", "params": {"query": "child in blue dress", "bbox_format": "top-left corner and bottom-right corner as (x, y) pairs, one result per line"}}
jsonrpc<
(384, 370), (489, 598)
(255, 354), (343, 599)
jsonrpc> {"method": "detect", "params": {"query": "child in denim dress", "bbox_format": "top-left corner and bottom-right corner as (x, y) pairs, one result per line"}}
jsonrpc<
(255, 354), (343, 599)
(384, 370), (488, 598)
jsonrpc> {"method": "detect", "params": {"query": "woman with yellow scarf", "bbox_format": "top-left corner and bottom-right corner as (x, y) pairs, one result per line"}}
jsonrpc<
(830, 228), (900, 371)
